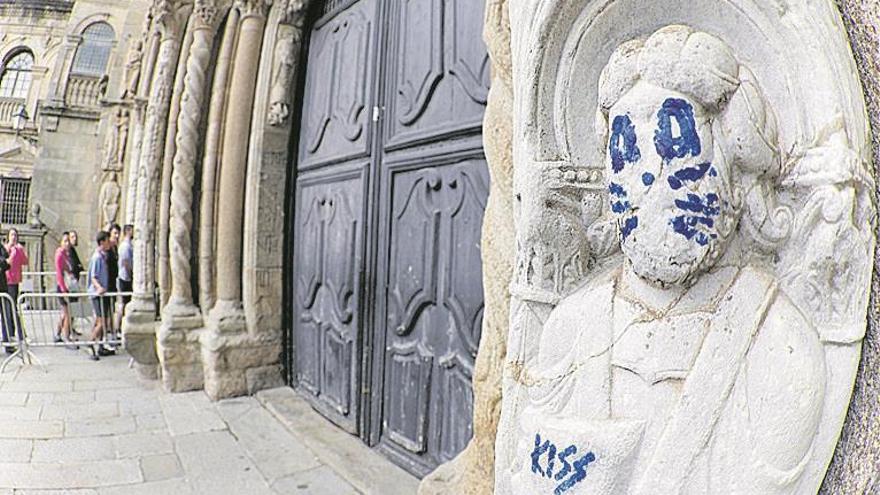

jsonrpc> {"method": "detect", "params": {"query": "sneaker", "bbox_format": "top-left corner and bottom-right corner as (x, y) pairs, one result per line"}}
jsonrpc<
(54, 334), (63, 343)
(97, 346), (115, 357)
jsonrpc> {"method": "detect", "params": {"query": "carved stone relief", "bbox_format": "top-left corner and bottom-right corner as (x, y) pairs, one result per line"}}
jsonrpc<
(102, 107), (130, 172)
(99, 171), (122, 227)
(496, 2), (875, 493)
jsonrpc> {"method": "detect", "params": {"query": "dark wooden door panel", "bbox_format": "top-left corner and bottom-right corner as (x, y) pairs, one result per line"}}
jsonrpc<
(292, 165), (368, 434)
(384, 0), (490, 149)
(298, 0), (377, 170)
(378, 157), (489, 474)
(288, 0), (489, 477)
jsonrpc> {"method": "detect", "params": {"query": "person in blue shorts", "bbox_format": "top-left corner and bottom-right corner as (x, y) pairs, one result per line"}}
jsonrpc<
(87, 231), (113, 360)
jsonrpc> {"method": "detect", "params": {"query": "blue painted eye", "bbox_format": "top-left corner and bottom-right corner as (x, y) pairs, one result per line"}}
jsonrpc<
(609, 114), (641, 173)
(654, 98), (701, 162)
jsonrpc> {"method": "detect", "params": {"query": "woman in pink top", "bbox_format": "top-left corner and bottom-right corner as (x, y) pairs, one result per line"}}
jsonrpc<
(5, 228), (28, 300)
(55, 232), (73, 344)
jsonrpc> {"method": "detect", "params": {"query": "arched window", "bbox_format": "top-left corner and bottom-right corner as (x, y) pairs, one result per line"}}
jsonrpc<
(0, 51), (34, 99)
(71, 22), (116, 76)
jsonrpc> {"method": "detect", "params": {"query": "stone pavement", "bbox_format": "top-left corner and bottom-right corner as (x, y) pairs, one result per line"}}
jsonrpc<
(0, 348), (417, 494)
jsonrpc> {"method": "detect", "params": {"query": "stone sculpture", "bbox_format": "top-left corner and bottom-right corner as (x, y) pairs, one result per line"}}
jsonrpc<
(99, 172), (121, 226)
(497, 24), (875, 495)
(103, 107), (130, 171)
(122, 39), (143, 100)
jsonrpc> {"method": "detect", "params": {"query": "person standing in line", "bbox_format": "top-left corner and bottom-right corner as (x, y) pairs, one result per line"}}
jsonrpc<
(116, 225), (133, 335)
(54, 232), (76, 348)
(4, 228), (28, 346)
(87, 231), (113, 360)
(68, 230), (84, 282)
(0, 230), (10, 354)
(105, 224), (120, 348)
(68, 230), (84, 336)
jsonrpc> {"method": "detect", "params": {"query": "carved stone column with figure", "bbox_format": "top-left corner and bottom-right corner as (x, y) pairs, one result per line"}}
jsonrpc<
(123, 0), (186, 380)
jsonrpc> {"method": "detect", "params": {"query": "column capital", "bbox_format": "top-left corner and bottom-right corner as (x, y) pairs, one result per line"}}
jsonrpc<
(192, 0), (227, 31)
(280, 0), (307, 27)
(234, 0), (273, 20)
(153, 0), (183, 38)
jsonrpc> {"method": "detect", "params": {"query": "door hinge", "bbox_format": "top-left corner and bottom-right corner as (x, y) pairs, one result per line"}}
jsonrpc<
(372, 106), (381, 122)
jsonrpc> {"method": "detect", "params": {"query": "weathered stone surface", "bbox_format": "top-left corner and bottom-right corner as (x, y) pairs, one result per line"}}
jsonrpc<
(0, 461), (142, 489)
(496, 3), (874, 493)
(419, 1), (514, 494)
(173, 430), (273, 494)
(821, 1), (880, 493)
(139, 453), (183, 482)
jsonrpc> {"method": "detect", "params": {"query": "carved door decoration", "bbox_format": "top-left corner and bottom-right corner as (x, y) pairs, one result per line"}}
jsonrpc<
(379, 161), (488, 474)
(289, 0), (489, 476)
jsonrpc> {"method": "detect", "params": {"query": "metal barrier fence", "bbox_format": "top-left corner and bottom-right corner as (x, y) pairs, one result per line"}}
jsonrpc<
(0, 291), (28, 373)
(0, 290), (134, 372)
(20, 271), (88, 310)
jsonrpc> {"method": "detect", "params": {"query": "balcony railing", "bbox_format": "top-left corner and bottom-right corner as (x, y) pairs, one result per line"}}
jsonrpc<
(65, 74), (104, 108)
(0, 97), (25, 126)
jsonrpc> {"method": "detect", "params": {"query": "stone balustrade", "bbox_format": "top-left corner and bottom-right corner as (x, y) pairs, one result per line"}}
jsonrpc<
(65, 74), (104, 107)
(0, 97), (25, 126)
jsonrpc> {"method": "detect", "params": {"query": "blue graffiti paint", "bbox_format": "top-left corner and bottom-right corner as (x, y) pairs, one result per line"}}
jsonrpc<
(621, 216), (639, 240)
(670, 192), (720, 246)
(529, 433), (597, 495)
(642, 172), (655, 186)
(554, 445), (577, 482)
(674, 193), (720, 216)
(667, 162), (712, 190)
(609, 181), (631, 215)
(654, 98), (701, 162)
(555, 452), (597, 495)
(611, 200), (630, 214)
(609, 114), (641, 174)
(545, 444), (558, 479)
(531, 434), (550, 476)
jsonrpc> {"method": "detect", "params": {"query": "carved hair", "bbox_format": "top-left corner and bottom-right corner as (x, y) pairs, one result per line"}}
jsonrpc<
(595, 25), (790, 253)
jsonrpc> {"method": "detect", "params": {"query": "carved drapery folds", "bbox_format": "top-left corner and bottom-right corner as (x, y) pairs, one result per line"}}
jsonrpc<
(167, 0), (226, 310)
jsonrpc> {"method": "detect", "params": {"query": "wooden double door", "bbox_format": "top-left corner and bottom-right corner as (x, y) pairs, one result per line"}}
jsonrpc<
(287, 0), (490, 476)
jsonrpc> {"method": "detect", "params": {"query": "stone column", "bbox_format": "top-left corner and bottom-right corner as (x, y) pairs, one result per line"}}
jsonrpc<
(203, 0), (271, 400)
(158, 0), (227, 393)
(124, 99), (147, 225)
(198, 9), (239, 312)
(123, 0), (185, 380)
(125, 17), (160, 226)
(158, 20), (196, 310)
(212, 0), (269, 318)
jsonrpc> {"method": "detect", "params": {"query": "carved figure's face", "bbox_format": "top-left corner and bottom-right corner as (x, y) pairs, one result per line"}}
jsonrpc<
(606, 82), (735, 286)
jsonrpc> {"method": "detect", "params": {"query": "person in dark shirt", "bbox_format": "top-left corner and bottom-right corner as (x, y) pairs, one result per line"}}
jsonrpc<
(105, 224), (120, 348)
(0, 237), (11, 353)
(68, 230), (84, 336)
